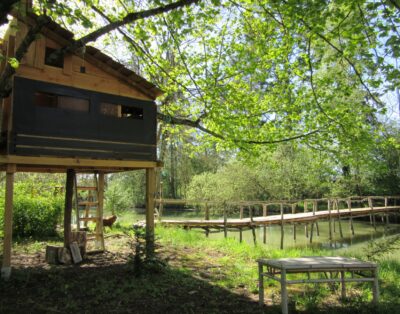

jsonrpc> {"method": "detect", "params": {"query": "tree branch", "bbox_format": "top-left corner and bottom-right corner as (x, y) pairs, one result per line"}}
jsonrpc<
(157, 112), (322, 145)
(0, 15), (51, 98)
(47, 0), (201, 63)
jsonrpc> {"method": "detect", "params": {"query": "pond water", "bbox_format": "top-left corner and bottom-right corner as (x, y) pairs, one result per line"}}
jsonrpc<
(119, 208), (400, 252)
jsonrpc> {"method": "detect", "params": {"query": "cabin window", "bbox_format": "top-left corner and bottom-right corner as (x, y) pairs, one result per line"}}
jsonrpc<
(45, 47), (64, 68)
(100, 102), (143, 119)
(34, 92), (89, 112)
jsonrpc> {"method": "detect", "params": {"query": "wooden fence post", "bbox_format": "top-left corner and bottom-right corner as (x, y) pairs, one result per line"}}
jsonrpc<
(1, 164), (16, 280)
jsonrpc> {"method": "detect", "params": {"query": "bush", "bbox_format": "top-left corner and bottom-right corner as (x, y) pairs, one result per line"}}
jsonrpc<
(12, 196), (63, 238)
(0, 180), (64, 238)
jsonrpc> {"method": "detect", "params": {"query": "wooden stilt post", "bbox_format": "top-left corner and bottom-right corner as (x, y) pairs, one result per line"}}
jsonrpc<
(310, 222), (314, 243)
(348, 199), (354, 236)
(64, 169), (75, 248)
(146, 168), (156, 258)
(1, 164), (15, 280)
(335, 199), (343, 238)
(328, 199), (333, 240)
(239, 227), (243, 243)
(249, 206), (257, 245)
(368, 197), (376, 231)
(313, 201), (319, 236)
(205, 202), (210, 237)
(262, 204), (267, 244)
(280, 203), (284, 249)
(223, 203), (228, 238)
(304, 201), (308, 237)
(96, 172), (105, 251)
(291, 204), (296, 241)
(385, 197), (389, 229)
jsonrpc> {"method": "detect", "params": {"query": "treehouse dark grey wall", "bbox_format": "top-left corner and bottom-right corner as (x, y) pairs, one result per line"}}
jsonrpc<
(7, 77), (157, 160)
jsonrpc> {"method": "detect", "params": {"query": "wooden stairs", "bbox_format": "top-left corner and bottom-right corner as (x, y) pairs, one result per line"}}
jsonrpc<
(74, 174), (105, 252)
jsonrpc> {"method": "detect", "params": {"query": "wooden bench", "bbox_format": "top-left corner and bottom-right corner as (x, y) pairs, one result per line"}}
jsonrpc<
(257, 256), (379, 314)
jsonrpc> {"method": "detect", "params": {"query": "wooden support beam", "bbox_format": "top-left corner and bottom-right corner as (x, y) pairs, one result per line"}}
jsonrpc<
(96, 172), (105, 251)
(145, 168), (156, 258)
(1, 164), (16, 280)
(64, 169), (75, 247)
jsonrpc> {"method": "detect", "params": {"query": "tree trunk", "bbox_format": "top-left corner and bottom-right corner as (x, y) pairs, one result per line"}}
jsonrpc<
(64, 169), (75, 247)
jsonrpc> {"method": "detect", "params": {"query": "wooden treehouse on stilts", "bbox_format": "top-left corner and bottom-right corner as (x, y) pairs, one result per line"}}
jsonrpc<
(0, 9), (162, 279)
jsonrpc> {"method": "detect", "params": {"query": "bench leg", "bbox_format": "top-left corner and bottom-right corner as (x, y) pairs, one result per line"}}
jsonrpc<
(373, 268), (379, 304)
(281, 269), (288, 314)
(258, 263), (264, 306)
(340, 271), (346, 300)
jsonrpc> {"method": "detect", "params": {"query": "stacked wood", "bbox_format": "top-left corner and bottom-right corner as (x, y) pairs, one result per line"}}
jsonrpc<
(45, 243), (83, 265)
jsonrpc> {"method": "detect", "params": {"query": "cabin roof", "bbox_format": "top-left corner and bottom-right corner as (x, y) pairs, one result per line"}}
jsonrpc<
(19, 13), (163, 100)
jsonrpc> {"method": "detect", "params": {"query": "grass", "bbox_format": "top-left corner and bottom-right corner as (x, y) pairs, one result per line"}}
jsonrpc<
(2, 210), (400, 313)
(155, 226), (400, 312)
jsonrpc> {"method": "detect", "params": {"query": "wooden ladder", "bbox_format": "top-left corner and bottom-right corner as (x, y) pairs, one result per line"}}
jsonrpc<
(74, 173), (105, 252)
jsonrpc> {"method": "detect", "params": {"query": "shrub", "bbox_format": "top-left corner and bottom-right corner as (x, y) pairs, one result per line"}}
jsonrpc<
(11, 195), (63, 238)
(0, 180), (63, 238)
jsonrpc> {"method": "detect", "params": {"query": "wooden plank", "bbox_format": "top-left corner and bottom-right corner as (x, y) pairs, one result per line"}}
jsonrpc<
(0, 155), (161, 169)
(70, 242), (82, 263)
(1, 164), (15, 280)
(33, 36), (45, 69)
(145, 168), (156, 258)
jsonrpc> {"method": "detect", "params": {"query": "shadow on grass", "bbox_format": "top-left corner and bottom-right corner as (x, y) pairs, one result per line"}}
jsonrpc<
(0, 256), (275, 314)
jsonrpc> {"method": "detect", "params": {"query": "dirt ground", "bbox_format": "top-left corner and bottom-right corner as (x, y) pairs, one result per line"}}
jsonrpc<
(0, 236), (271, 314)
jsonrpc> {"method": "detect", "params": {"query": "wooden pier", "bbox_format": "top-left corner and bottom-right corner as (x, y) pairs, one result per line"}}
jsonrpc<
(156, 196), (400, 248)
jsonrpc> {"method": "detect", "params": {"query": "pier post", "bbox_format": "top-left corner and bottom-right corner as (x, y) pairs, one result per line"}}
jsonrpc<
(292, 204), (296, 241)
(249, 206), (257, 245)
(280, 203), (284, 249)
(336, 199), (343, 238)
(304, 201), (308, 238)
(205, 202), (210, 237)
(348, 199), (354, 236)
(262, 204), (267, 244)
(368, 197), (376, 231)
(328, 199), (333, 240)
(223, 204), (227, 238)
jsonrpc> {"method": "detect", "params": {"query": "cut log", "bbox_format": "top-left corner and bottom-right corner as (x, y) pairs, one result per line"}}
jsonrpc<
(58, 247), (72, 264)
(45, 245), (60, 264)
(70, 242), (83, 264)
(71, 231), (87, 257)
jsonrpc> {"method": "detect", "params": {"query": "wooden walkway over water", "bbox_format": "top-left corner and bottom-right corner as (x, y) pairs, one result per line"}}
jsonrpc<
(156, 196), (400, 248)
